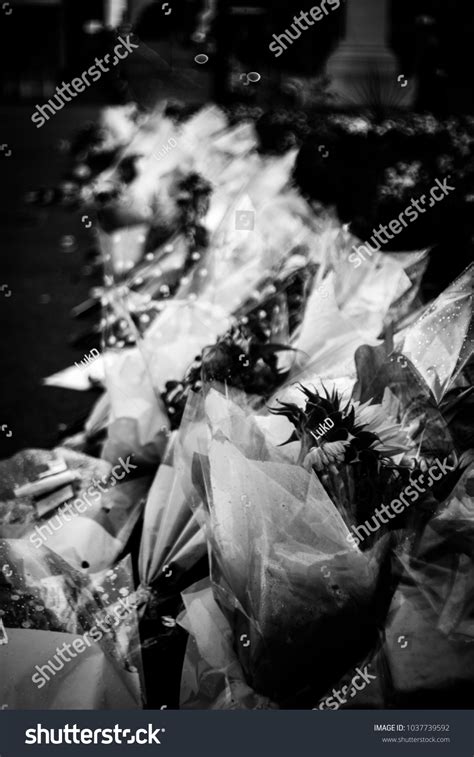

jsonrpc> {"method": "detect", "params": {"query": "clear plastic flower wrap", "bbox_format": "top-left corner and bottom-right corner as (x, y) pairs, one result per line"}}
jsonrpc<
(179, 388), (389, 708)
(397, 263), (473, 403)
(132, 428), (209, 710)
(131, 255), (316, 646)
(0, 539), (143, 709)
(179, 578), (276, 710)
(178, 369), (468, 708)
(380, 460), (474, 707)
(312, 461), (474, 710)
(138, 429), (207, 603)
(79, 100), (321, 465)
(352, 266), (473, 466)
(94, 186), (318, 465)
(279, 231), (430, 391)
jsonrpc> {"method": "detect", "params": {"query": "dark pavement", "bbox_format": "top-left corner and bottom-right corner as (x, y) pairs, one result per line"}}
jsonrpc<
(0, 105), (101, 461)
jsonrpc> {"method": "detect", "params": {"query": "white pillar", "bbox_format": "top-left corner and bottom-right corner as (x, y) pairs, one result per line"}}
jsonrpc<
(105, 0), (128, 28)
(326, 0), (414, 107)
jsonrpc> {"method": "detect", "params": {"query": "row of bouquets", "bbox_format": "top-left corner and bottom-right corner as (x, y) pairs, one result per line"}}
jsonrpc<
(47, 103), (436, 465)
(170, 263), (473, 708)
(87, 221), (433, 467)
(1, 250), (470, 708)
(3, 101), (473, 708)
(175, 375), (474, 708)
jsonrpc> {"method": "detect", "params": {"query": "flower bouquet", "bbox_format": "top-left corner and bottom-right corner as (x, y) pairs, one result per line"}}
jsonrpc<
(179, 389), (394, 707)
(0, 540), (143, 709)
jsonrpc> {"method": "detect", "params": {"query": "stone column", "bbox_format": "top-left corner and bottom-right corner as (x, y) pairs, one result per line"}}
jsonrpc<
(104, 0), (128, 27)
(326, 0), (414, 107)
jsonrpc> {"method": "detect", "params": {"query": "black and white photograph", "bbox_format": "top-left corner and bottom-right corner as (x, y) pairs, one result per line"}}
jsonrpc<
(0, 0), (473, 754)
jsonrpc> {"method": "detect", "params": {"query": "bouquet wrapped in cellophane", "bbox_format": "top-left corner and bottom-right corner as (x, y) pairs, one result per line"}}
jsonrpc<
(279, 266), (472, 709)
(178, 388), (393, 708)
(384, 459), (474, 704)
(0, 540), (143, 709)
(318, 457), (474, 710)
(178, 260), (472, 708)
(90, 164), (319, 465)
(132, 426), (210, 708)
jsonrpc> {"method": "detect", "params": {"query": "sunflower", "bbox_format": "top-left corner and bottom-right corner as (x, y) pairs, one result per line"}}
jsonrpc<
(270, 385), (410, 530)
(271, 385), (405, 465)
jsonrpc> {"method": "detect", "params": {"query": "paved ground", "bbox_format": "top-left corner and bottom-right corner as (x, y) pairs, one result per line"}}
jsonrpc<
(0, 105), (101, 461)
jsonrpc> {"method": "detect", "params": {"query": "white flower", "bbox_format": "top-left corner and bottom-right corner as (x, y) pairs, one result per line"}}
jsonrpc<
(304, 441), (347, 472)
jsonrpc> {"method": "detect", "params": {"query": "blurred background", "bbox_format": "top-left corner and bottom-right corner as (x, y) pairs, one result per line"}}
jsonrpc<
(2, 0), (474, 109)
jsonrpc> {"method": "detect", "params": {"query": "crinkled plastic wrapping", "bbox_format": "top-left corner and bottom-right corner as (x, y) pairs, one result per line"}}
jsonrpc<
(179, 390), (386, 708)
(94, 220), (183, 464)
(131, 420), (214, 710)
(281, 239), (429, 393)
(178, 578), (276, 710)
(306, 220), (429, 326)
(312, 459), (474, 710)
(399, 263), (473, 403)
(0, 540), (144, 709)
(138, 431), (206, 597)
(84, 106), (254, 463)
(351, 270), (473, 463)
(0, 448), (150, 573)
(97, 226), (148, 276)
(95, 195), (317, 465)
(353, 343), (455, 466)
(131, 243), (316, 624)
(380, 461), (474, 705)
(85, 104), (321, 464)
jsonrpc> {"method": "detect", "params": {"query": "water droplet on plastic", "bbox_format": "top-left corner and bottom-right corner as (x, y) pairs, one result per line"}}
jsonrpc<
(60, 235), (76, 251)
